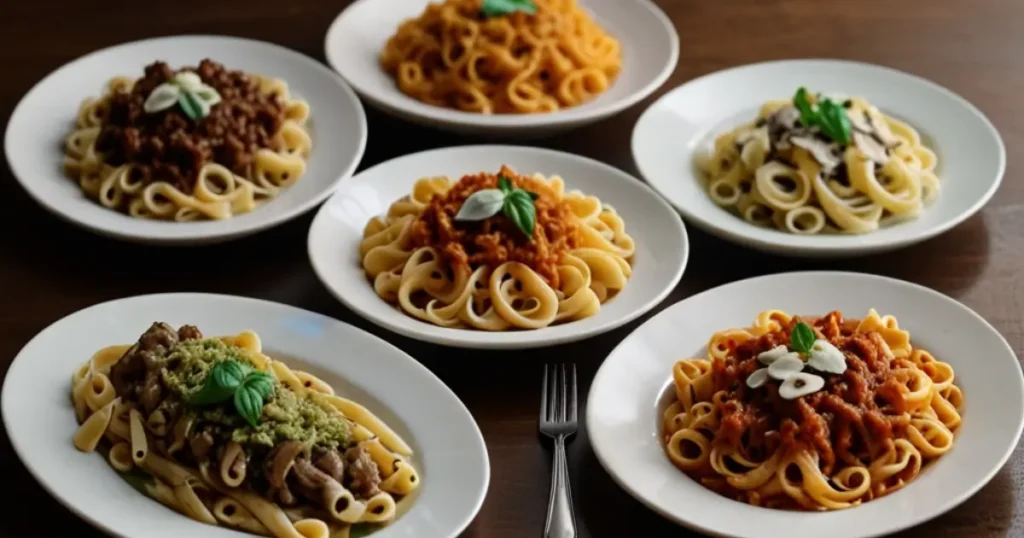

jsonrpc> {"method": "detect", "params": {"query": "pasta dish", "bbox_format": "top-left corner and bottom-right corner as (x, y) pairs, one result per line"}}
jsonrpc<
(379, 0), (622, 114)
(662, 310), (962, 510)
(359, 165), (634, 330)
(72, 323), (419, 537)
(701, 88), (939, 235)
(64, 59), (312, 221)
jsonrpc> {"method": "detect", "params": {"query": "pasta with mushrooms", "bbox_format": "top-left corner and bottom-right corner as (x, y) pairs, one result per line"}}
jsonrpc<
(701, 89), (939, 235)
(72, 323), (419, 537)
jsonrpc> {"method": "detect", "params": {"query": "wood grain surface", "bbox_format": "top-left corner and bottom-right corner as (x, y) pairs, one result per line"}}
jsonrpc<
(1, 0), (1022, 536)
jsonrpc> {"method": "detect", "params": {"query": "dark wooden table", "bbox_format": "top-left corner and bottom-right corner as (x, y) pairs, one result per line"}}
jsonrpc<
(1, 0), (1022, 536)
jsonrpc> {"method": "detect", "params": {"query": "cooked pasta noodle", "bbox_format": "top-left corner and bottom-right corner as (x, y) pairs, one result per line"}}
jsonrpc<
(702, 91), (939, 234)
(380, 0), (621, 114)
(662, 309), (961, 510)
(72, 324), (419, 537)
(63, 60), (312, 221)
(360, 166), (634, 330)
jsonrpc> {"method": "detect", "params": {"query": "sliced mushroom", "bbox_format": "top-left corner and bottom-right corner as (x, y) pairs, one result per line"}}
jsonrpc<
(771, 105), (801, 130)
(790, 136), (842, 173)
(852, 131), (889, 164)
(739, 127), (770, 170)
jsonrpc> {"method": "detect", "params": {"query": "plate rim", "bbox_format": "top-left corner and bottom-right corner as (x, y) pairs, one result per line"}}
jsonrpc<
(306, 144), (690, 349)
(322, 0), (680, 131)
(1, 292), (490, 538)
(4, 34), (369, 245)
(586, 270), (1024, 538)
(630, 58), (1007, 257)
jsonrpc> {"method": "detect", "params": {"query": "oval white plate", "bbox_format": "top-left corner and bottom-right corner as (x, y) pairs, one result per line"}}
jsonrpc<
(587, 271), (1023, 538)
(308, 145), (689, 349)
(324, 0), (678, 136)
(632, 59), (1005, 257)
(2, 293), (488, 538)
(5, 35), (367, 245)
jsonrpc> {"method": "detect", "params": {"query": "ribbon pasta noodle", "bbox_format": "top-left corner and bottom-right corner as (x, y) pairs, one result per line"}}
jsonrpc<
(360, 166), (634, 330)
(379, 0), (621, 114)
(63, 60), (312, 221)
(72, 323), (419, 537)
(702, 91), (940, 235)
(662, 309), (962, 510)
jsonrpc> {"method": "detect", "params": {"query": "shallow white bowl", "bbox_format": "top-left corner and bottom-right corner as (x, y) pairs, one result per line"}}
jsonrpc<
(324, 0), (678, 136)
(307, 145), (689, 349)
(631, 59), (1005, 257)
(587, 271), (1023, 538)
(5, 35), (367, 245)
(2, 293), (488, 538)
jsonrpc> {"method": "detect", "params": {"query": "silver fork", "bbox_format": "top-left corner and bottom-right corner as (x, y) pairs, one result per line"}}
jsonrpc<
(539, 363), (578, 538)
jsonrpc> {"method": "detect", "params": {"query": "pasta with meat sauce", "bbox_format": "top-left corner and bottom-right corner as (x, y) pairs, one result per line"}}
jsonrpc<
(662, 310), (961, 510)
(72, 323), (419, 537)
(64, 59), (312, 221)
(360, 165), (634, 330)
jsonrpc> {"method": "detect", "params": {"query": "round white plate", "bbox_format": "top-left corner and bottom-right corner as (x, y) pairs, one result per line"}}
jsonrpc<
(324, 0), (678, 136)
(307, 145), (689, 349)
(587, 271), (1023, 538)
(632, 59), (1005, 257)
(2, 293), (488, 538)
(5, 35), (367, 245)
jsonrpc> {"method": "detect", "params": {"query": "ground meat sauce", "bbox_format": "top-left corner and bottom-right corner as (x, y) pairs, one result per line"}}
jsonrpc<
(711, 312), (913, 475)
(409, 166), (583, 288)
(95, 59), (286, 194)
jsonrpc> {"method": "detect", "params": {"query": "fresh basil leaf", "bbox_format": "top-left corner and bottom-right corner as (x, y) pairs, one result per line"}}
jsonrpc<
(244, 371), (275, 399)
(234, 380), (266, 428)
(792, 87), (818, 127)
(481, 0), (536, 18)
(212, 360), (249, 391)
(189, 372), (235, 406)
(178, 91), (204, 121)
(790, 322), (816, 354)
(454, 189), (505, 222)
(497, 176), (514, 193)
(820, 100), (851, 144)
(504, 190), (536, 238)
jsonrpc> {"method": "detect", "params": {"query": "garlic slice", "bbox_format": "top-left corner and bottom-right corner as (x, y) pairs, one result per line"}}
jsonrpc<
(807, 339), (846, 374)
(767, 355), (804, 381)
(779, 372), (825, 400)
(757, 345), (790, 365)
(746, 368), (769, 389)
(143, 83), (181, 113)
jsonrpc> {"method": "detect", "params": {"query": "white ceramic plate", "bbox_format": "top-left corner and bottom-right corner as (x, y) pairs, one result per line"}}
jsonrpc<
(324, 0), (678, 136)
(307, 145), (689, 349)
(632, 60), (1005, 257)
(5, 35), (367, 245)
(2, 293), (488, 538)
(587, 271), (1023, 538)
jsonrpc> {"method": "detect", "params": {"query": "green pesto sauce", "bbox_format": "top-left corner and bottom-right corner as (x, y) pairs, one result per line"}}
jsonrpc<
(158, 338), (350, 450)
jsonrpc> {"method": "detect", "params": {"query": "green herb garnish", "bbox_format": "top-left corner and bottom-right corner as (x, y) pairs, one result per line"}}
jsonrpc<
(481, 0), (536, 18)
(454, 175), (539, 238)
(792, 87), (852, 144)
(789, 322), (816, 354)
(189, 359), (275, 427)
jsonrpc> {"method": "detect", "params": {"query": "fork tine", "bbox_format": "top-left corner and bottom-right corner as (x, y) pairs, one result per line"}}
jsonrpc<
(550, 363), (560, 423)
(569, 364), (577, 422)
(559, 364), (568, 423)
(540, 364), (549, 424)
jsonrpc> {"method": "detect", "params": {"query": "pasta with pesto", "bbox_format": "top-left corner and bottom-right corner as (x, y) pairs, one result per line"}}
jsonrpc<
(72, 323), (419, 537)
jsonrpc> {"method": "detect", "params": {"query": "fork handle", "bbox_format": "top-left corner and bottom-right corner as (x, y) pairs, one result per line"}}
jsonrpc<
(544, 436), (576, 538)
